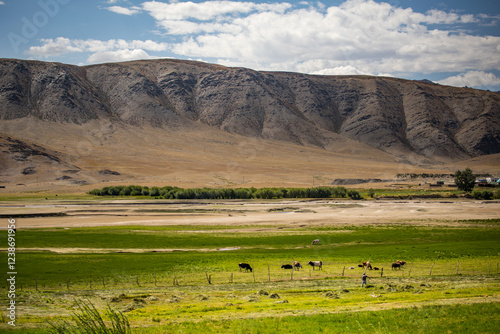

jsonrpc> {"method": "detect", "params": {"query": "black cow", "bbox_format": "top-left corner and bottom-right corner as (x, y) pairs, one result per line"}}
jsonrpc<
(281, 264), (293, 270)
(239, 263), (253, 272)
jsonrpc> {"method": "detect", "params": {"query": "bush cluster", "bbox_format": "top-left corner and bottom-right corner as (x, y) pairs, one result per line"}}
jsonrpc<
(470, 190), (500, 200)
(88, 185), (363, 200)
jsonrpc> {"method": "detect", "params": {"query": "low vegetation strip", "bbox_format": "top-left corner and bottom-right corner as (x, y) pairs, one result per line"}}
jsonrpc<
(88, 185), (361, 200)
(0, 212), (67, 218)
(88, 185), (500, 200)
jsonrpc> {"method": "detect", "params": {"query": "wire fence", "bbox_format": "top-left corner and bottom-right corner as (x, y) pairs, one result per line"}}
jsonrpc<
(6, 260), (499, 292)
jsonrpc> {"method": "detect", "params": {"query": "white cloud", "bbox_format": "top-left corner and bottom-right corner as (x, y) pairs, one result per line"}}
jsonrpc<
(26, 0), (500, 90)
(27, 37), (82, 57)
(134, 0), (499, 76)
(310, 65), (372, 76)
(87, 49), (157, 63)
(106, 6), (141, 16)
(141, 1), (291, 22)
(438, 71), (500, 88)
(0, 2), (5, 5)
(27, 38), (170, 65)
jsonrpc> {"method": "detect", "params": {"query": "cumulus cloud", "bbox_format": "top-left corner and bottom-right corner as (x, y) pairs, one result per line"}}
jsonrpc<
(27, 37), (82, 57)
(27, 38), (169, 63)
(438, 71), (500, 88)
(133, 0), (499, 76)
(27, 0), (500, 89)
(141, 1), (291, 23)
(310, 65), (372, 76)
(87, 49), (156, 63)
(106, 6), (141, 16)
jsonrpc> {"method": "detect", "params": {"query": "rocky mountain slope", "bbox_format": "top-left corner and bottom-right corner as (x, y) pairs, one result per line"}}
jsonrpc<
(1, 58), (499, 161)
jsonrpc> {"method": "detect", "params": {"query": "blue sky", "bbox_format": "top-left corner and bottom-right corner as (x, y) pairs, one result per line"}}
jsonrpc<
(1, 0), (499, 90)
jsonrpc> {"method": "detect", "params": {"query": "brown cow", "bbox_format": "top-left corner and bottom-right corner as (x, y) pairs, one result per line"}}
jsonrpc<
(391, 262), (401, 270)
(362, 261), (372, 270)
(293, 261), (303, 271)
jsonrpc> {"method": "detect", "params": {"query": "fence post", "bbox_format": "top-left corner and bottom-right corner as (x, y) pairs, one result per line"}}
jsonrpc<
(429, 256), (438, 276)
(456, 262), (460, 275)
(380, 268), (383, 278)
(342, 266), (345, 277)
(230, 273), (233, 283)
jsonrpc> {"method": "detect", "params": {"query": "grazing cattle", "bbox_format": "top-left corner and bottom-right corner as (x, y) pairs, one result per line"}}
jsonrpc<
(362, 261), (372, 270)
(357, 264), (363, 268)
(373, 267), (380, 270)
(281, 264), (293, 270)
(349, 267), (355, 269)
(293, 261), (303, 270)
(239, 263), (253, 272)
(392, 260), (406, 270)
(311, 239), (320, 245)
(308, 261), (323, 270)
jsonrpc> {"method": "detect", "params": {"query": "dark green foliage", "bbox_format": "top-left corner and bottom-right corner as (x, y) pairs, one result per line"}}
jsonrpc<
(88, 185), (353, 200)
(347, 189), (362, 200)
(471, 190), (500, 200)
(454, 168), (476, 193)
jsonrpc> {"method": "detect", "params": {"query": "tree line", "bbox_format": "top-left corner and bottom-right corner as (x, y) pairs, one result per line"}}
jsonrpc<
(88, 185), (362, 200)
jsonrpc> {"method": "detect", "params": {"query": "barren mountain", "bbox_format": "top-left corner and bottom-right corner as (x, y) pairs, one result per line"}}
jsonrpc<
(0, 58), (499, 191)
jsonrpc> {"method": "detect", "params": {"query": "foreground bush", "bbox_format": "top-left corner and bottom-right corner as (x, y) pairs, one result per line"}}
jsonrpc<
(48, 299), (131, 334)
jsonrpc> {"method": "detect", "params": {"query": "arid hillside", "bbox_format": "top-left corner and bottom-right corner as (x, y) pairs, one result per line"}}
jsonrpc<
(0, 58), (499, 192)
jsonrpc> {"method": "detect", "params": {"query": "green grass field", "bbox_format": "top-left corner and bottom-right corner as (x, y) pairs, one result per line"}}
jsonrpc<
(0, 198), (499, 333)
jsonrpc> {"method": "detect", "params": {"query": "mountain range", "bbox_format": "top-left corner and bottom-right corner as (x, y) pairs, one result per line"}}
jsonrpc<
(0, 58), (499, 191)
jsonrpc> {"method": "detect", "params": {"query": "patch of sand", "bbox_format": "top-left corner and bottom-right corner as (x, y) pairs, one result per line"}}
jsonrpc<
(1, 199), (498, 230)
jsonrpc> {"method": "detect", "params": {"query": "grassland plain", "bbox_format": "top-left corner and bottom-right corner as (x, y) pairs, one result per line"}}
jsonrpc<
(0, 197), (499, 332)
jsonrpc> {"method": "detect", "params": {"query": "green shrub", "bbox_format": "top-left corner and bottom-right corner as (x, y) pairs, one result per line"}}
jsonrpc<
(348, 189), (362, 200)
(48, 299), (131, 334)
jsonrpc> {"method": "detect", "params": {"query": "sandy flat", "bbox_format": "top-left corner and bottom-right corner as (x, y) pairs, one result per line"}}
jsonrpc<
(1, 199), (498, 229)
